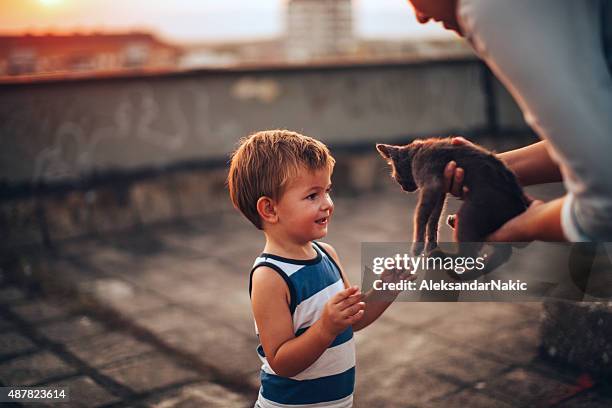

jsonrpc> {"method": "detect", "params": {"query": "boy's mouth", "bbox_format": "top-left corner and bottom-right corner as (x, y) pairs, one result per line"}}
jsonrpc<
(315, 216), (329, 226)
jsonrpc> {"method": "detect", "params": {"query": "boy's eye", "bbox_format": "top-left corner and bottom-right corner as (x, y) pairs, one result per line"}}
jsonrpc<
(306, 193), (317, 200)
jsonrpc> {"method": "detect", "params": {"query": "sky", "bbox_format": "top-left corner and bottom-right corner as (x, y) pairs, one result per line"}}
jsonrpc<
(0, 0), (454, 43)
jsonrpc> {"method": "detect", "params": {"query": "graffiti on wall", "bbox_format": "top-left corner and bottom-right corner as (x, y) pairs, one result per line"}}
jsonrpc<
(0, 62), (518, 185)
(1, 80), (245, 183)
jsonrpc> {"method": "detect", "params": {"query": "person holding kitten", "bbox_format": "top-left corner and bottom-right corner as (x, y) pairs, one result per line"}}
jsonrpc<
(408, 0), (612, 242)
(228, 130), (411, 408)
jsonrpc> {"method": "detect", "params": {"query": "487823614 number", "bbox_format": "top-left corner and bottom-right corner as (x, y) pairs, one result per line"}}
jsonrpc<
(2, 387), (69, 402)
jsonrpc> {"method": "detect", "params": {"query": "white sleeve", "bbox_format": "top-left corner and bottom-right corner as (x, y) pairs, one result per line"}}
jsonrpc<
(457, 0), (612, 240)
(561, 194), (590, 242)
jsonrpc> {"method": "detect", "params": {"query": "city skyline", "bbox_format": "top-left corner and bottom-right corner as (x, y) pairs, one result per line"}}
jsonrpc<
(0, 0), (455, 43)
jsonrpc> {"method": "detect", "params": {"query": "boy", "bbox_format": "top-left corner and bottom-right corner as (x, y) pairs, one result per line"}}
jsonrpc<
(228, 130), (409, 407)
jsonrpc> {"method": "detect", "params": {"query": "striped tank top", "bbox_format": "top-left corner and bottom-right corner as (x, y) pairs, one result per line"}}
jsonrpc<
(250, 241), (355, 408)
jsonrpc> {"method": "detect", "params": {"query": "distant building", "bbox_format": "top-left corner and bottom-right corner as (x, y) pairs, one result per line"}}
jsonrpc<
(285, 0), (356, 62)
(180, 38), (285, 69)
(0, 32), (183, 76)
(357, 38), (473, 61)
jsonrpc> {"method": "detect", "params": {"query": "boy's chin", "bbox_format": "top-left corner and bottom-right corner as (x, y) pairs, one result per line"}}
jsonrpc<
(311, 227), (328, 240)
(314, 231), (328, 239)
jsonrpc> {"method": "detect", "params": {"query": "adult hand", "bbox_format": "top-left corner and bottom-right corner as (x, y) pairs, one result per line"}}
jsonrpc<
(443, 137), (472, 198)
(486, 199), (545, 242)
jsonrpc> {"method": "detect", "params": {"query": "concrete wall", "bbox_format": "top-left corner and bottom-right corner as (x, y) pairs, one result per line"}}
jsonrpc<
(0, 58), (528, 189)
(0, 58), (531, 248)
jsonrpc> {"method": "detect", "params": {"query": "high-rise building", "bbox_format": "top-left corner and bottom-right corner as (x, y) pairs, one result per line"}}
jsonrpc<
(285, 0), (355, 62)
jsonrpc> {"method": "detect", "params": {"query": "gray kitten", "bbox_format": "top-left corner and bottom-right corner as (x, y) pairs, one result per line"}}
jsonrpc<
(377, 137), (530, 278)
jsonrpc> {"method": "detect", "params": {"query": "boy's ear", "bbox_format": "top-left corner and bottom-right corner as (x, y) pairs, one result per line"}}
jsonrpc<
(376, 144), (398, 160)
(256, 196), (278, 225)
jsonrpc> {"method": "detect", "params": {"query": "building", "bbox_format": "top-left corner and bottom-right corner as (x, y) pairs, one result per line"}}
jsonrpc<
(180, 38), (285, 69)
(285, 0), (356, 62)
(0, 32), (183, 76)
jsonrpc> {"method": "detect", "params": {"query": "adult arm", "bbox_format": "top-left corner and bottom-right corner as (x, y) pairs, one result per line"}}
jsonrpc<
(444, 138), (567, 241)
(497, 140), (562, 186)
(457, 0), (612, 240)
(487, 198), (566, 242)
(444, 138), (562, 198)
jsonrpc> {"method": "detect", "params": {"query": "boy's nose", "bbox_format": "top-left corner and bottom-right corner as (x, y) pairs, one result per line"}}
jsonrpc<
(321, 195), (333, 211)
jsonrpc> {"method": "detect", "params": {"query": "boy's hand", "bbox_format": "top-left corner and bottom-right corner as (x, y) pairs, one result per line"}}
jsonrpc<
(380, 267), (417, 292)
(320, 286), (365, 337)
(373, 267), (417, 301)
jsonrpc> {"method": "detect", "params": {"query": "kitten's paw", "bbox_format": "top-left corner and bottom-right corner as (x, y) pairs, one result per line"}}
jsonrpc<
(425, 241), (438, 254)
(412, 242), (424, 256)
(427, 247), (446, 258)
(446, 214), (456, 230)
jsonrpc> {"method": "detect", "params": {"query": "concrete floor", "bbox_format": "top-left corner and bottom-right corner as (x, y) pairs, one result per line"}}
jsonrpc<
(1, 182), (611, 407)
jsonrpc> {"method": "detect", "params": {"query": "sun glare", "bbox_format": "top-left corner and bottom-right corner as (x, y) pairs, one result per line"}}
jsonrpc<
(38, 0), (63, 6)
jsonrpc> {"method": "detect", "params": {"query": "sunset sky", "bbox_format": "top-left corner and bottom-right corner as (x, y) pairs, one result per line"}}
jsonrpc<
(0, 0), (453, 42)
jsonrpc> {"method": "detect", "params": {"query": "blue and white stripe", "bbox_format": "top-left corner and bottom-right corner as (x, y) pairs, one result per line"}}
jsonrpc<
(251, 242), (355, 407)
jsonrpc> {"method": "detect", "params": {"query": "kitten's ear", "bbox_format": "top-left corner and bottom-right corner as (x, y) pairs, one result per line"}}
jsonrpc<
(376, 144), (398, 160)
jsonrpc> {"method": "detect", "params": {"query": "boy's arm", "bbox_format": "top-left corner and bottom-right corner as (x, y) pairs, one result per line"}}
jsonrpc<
(252, 267), (363, 378)
(317, 243), (399, 332)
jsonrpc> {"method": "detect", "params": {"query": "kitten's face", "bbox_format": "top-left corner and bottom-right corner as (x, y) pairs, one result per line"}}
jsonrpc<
(376, 143), (418, 192)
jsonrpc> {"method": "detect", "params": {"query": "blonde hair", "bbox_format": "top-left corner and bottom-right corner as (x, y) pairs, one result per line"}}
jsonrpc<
(227, 130), (335, 229)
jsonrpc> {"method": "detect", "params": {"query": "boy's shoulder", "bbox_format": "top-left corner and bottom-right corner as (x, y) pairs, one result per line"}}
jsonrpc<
(251, 263), (288, 287)
(250, 247), (295, 296)
(315, 241), (341, 266)
(250, 263), (291, 306)
(250, 241), (342, 276)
